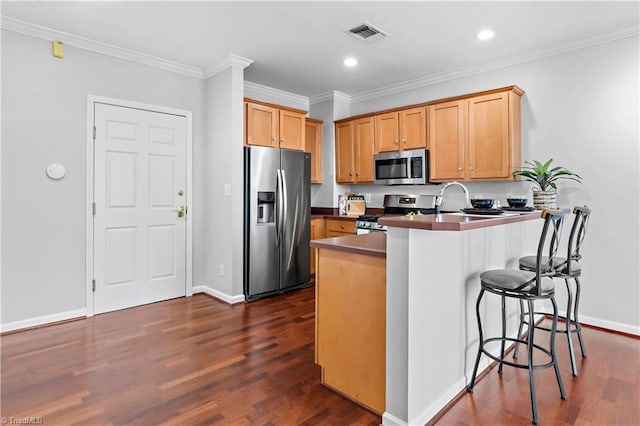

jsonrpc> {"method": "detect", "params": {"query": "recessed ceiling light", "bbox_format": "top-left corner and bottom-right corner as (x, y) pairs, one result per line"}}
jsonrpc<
(343, 57), (358, 68)
(477, 29), (495, 41)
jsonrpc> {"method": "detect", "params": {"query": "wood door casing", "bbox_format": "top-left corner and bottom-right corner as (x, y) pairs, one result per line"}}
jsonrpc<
(429, 100), (467, 181)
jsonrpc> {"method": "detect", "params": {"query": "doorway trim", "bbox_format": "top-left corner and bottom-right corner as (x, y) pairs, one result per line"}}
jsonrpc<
(85, 95), (193, 317)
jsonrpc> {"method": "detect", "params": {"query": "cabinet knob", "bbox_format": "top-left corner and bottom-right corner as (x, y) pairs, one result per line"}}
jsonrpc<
(355, 173), (360, 177)
(272, 137), (276, 142)
(349, 172), (353, 176)
(280, 138), (285, 142)
(402, 138), (406, 144)
(469, 166), (475, 171)
(394, 140), (399, 145)
(340, 225), (345, 229)
(458, 166), (464, 171)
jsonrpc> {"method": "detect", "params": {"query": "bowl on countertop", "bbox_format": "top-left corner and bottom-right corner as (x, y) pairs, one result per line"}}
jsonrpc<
(506, 198), (528, 208)
(470, 198), (495, 209)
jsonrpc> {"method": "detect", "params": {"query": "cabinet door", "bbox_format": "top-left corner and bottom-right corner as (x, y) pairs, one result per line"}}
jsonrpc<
(354, 117), (375, 183)
(246, 102), (278, 147)
(310, 218), (325, 275)
(468, 92), (510, 179)
(429, 100), (467, 181)
(335, 121), (355, 183)
(279, 109), (305, 151)
(400, 107), (428, 150)
(305, 119), (323, 183)
(375, 112), (399, 152)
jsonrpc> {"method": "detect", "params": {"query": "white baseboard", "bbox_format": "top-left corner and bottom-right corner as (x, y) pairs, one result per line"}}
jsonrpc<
(540, 309), (640, 336)
(192, 285), (245, 304)
(382, 411), (407, 426)
(411, 378), (468, 426)
(0, 308), (87, 333)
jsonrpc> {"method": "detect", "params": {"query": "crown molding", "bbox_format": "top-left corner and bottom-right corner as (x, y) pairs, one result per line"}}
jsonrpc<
(203, 54), (254, 79)
(1, 16), (204, 78)
(244, 81), (309, 110)
(350, 21), (639, 104)
(310, 90), (351, 105)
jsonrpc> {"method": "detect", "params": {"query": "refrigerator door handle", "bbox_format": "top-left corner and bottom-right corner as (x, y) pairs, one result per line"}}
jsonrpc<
(281, 169), (289, 240)
(275, 169), (282, 246)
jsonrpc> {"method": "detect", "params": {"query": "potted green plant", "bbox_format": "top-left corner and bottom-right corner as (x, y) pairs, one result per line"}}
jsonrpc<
(512, 159), (582, 209)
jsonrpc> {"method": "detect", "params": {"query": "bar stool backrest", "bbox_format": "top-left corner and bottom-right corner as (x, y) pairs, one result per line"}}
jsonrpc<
(535, 209), (570, 295)
(564, 205), (591, 275)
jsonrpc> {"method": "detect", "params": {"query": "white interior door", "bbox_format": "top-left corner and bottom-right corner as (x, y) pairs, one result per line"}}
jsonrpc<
(93, 103), (187, 314)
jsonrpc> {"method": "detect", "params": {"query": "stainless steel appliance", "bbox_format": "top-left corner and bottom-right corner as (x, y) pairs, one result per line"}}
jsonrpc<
(374, 149), (429, 185)
(244, 146), (311, 301)
(355, 194), (439, 234)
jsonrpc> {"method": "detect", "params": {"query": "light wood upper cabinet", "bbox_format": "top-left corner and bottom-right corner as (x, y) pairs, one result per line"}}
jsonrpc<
(246, 102), (278, 148)
(467, 92), (513, 180)
(430, 88), (522, 182)
(335, 121), (355, 183)
(354, 117), (375, 182)
(245, 99), (306, 151)
(375, 107), (427, 153)
(335, 118), (375, 183)
(429, 100), (467, 181)
(401, 107), (428, 150)
(305, 118), (323, 184)
(375, 112), (399, 152)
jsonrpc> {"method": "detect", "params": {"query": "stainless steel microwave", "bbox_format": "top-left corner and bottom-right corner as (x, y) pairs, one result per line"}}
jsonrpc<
(374, 149), (429, 185)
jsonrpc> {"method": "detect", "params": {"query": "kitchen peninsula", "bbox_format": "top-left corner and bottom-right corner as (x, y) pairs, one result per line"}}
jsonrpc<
(312, 212), (541, 425)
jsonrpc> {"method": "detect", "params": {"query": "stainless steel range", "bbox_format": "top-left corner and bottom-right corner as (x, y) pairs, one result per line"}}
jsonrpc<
(355, 194), (439, 234)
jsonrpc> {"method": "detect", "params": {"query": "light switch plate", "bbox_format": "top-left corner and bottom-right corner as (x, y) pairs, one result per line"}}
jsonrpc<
(223, 183), (231, 196)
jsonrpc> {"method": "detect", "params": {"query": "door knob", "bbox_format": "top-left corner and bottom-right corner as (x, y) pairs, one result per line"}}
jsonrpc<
(175, 205), (185, 218)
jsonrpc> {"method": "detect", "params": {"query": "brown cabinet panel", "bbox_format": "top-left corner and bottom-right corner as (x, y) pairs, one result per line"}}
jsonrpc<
(279, 109), (305, 151)
(468, 92), (510, 179)
(246, 102), (278, 148)
(429, 100), (467, 181)
(310, 217), (326, 275)
(316, 249), (386, 413)
(305, 119), (323, 183)
(375, 112), (399, 152)
(335, 121), (355, 183)
(354, 117), (375, 183)
(325, 218), (356, 236)
(400, 107), (428, 150)
(245, 99), (307, 151)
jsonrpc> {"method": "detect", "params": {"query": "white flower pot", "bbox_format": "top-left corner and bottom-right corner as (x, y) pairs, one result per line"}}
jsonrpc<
(532, 190), (557, 210)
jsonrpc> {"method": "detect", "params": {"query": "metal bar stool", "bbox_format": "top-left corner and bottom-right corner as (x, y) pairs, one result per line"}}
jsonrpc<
(515, 206), (591, 376)
(467, 209), (569, 425)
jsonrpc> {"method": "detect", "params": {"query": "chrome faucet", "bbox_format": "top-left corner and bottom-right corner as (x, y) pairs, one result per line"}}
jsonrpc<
(435, 181), (471, 209)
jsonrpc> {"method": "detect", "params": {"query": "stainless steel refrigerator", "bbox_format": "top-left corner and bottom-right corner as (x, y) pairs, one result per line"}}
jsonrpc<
(244, 146), (311, 301)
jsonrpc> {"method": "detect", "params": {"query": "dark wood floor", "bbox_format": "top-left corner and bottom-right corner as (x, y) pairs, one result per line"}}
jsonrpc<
(2, 286), (639, 425)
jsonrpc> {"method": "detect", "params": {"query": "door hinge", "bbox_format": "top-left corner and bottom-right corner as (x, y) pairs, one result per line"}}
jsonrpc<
(92, 126), (96, 140)
(92, 279), (96, 292)
(92, 202), (96, 216)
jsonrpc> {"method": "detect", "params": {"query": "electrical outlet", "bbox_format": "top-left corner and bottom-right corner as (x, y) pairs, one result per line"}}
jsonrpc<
(219, 264), (225, 276)
(223, 184), (231, 196)
(365, 193), (372, 203)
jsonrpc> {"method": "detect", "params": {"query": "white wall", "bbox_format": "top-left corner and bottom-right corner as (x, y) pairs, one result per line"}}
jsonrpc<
(200, 65), (246, 301)
(1, 30), (206, 326)
(347, 36), (640, 332)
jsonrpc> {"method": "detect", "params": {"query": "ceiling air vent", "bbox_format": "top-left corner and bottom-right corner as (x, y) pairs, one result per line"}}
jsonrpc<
(347, 22), (389, 42)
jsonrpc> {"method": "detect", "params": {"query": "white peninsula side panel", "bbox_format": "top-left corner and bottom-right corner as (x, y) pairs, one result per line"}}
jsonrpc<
(384, 219), (542, 426)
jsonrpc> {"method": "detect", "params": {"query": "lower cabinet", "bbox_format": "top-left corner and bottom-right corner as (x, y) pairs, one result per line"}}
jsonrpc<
(315, 248), (386, 413)
(324, 218), (356, 238)
(310, 218), (326, 276)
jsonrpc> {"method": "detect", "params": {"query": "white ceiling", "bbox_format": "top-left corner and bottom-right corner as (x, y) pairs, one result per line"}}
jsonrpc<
(2, 1), (638, 98)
